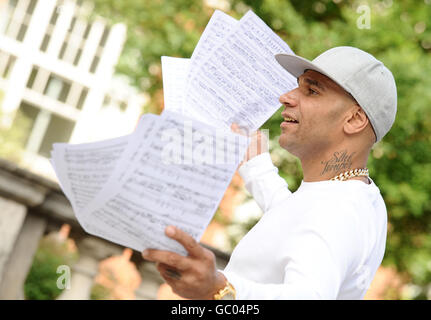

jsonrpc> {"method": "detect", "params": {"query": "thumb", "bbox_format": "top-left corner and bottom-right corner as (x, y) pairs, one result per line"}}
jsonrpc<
(230, 122), (248, 136)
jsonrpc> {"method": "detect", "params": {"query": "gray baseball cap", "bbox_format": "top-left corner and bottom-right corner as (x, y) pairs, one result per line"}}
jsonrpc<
(275, 46), (397, 142)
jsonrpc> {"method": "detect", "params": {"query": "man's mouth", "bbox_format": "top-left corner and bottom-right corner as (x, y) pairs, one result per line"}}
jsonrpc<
(283, 116), (299, 124)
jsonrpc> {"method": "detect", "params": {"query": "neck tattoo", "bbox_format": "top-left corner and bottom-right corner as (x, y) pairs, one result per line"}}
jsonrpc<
(320, 149), (356, 176)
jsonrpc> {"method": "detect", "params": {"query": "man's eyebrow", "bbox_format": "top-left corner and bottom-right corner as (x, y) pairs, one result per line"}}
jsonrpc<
(298, 76), (326, 91)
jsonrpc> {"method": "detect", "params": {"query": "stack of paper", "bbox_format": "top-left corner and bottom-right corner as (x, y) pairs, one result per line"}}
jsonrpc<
(161, 10), (296, 130)
(50, 10), (297, 255)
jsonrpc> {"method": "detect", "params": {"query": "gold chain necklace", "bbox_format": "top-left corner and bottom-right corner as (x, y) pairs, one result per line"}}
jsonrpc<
(330, 168), (369, 181)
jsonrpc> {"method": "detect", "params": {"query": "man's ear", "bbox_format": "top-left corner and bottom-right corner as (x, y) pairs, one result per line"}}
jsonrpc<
(344, 106), (369, 135)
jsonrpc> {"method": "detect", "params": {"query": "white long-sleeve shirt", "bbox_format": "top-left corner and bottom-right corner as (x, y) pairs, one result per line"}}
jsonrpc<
(221, 152), (387, 299)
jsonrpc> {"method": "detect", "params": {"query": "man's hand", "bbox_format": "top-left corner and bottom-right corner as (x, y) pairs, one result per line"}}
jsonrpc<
(142, 226), (227, 300)
(231, 123), (268, 166)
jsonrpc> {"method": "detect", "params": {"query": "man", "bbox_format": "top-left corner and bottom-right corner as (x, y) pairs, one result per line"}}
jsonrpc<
(142, 46), (397, 299)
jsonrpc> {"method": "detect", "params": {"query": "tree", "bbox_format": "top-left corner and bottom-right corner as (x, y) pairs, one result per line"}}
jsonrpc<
(90, 0), (431, 299)
(91, 0), (217, 113)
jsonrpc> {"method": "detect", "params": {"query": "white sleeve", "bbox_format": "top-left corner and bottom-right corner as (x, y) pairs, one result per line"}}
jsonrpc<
(238, 152), (292, 212)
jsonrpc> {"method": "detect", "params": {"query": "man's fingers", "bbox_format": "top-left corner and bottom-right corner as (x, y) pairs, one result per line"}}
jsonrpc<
(230, 122), (249, 136)
(142, 249), (189, 270)
(230, 123), (240, 133)
(164, 268), (182, 280)
(165, 226), (204, 257)
(157, 262), (180, 276)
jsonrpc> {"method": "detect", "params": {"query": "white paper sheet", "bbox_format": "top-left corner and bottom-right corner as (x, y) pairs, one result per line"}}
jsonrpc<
(51, 114), (161, 248)
(51, 9), (296, 254)
(184, 10), (297, 131)
(78, 111), (249, 254)
(51, 135), (129, 212)
(161, 56), (190, 114)
(51, 114), (155, 211)
(186, 10), (238, 86)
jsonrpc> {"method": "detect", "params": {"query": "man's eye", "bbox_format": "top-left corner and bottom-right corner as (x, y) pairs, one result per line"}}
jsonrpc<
(308, 88), (318, 95)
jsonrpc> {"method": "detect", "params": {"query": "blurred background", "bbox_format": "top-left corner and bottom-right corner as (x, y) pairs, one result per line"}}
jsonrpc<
(0, 0), (430, 300)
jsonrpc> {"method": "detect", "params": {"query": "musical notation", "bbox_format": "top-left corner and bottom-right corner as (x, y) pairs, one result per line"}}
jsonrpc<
(50, 9), (295, 255)
(51, 110), (248, 255)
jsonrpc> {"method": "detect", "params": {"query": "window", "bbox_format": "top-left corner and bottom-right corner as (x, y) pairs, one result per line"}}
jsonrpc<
(58, 40), (68, 59)
(102, 94), (128, 112)
(119, 101), (127, 112)
(13, 101), (39, 150)
(1, 0), (33, 42)
(73, 48), (83, 66)
(89, 25), (110, 73)
(13, 101), (75, 158)
(0, 0), (16, 35)
(89, 56), (100, 73)
(0, 51), (17, 79)
(26, 0), (37, 15)
(16, 23), (27, 41)
(69, 16), (77, 33)
(57, 4), (91, 66)
(38, 113), (75, 157)
(49, 4), (60, 25)
(83, 23), (91, 39)
(26, 66), (51, 93)
(44, 74), (71, 103)
(76, 88), (88, 110)
(99, 26), (110, 47)
(26, 66), (38, 88)
(26, 65), (89, 110)
(40, 0), (65, 52)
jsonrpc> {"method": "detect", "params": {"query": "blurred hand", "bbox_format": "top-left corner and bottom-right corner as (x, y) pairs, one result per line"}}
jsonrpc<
(231, 123), (268, 166)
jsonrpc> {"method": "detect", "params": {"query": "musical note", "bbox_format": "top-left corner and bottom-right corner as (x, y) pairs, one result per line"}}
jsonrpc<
(50, 9), (293, 256)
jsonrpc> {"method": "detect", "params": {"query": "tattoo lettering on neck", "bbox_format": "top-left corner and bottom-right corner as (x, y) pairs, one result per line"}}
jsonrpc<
(320, 150), (356, 176)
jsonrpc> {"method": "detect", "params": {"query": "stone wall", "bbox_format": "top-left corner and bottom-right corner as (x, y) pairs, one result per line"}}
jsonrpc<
(0, 158), (230, 299)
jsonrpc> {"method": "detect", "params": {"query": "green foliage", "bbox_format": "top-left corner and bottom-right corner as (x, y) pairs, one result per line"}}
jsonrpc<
(238, 0), (431, 298)
(90, 0), (431, 298)
(91, 0), (216, 113)
(24, 237), (79, 300)
(0, 93), (31, 162)
(90, 283), (111, 300)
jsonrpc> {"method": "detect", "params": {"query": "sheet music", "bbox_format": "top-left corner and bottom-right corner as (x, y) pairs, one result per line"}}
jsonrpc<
(76, 114), (163, 249)
(51, 114), (155, 212)
(51, 114), (161, 249)
(183, 10), (238, 121)
(51, 135), (133, 244)
(51, 135), (129, 212)
(161, 56), (190, 114)
(100, 113), (160, 185)
(186, 10), (237, 85)
(184, 10), (297, 131)
(50, 9), (296, 254)
(80, 111), (249, 255)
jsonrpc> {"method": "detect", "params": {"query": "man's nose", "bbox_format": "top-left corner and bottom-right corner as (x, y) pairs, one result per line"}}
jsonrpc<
(279, 89), (298, 108)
